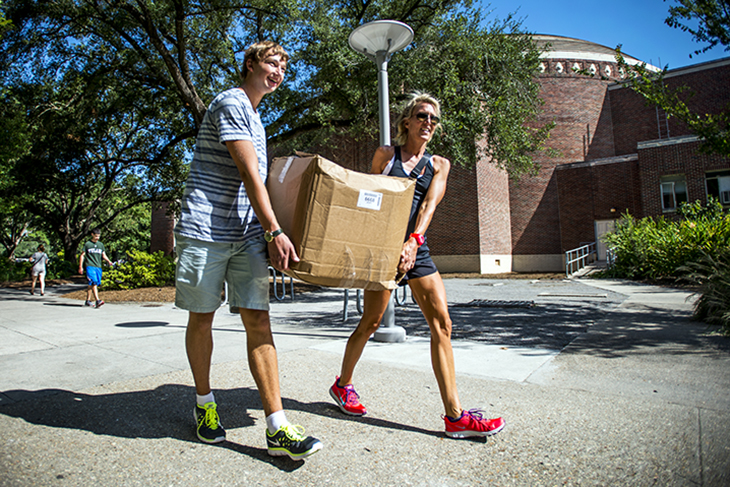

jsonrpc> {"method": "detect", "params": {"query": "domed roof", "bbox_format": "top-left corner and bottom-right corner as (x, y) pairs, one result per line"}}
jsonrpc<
(533, 34), (656, 69)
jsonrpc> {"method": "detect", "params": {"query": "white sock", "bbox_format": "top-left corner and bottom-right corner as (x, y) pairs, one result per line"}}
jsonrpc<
(266, 410), (288, 434)
(196, 392), (215, 407)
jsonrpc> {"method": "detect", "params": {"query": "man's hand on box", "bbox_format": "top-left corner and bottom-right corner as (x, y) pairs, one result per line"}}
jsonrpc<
(268, 233), (299, 271)
(397, 240), (418, 275)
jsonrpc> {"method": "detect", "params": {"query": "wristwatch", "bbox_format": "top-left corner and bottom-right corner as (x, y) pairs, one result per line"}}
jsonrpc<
(264, 228), (284, 242)
(410, 233), (425, 246)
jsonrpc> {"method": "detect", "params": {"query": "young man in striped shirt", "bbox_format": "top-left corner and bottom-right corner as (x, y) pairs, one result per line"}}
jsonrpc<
(174, 41), (322, 461)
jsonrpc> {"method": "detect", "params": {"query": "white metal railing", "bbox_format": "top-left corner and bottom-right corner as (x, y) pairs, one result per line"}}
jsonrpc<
(606, 247), (616, 268)
(565, 242), (597, 276)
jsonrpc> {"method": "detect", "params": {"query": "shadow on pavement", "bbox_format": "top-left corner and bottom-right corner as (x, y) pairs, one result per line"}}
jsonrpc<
(0, 385), (315, 469)
(115, 321), (171, 328)
(558, 305), (730, 358)
(292, 399), (446, 440)
(282, 297), (728, 357)
(0, 383), (453, 467)
(289, 301), (616, 350)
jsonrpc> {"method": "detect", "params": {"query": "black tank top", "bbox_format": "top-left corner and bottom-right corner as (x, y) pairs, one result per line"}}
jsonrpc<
(386, 146), (434, 252)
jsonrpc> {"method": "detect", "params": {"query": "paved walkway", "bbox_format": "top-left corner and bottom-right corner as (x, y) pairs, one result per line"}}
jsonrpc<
(0, 277), (728, 486)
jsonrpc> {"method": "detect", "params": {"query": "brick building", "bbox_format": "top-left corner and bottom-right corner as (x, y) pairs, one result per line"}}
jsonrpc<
(429, 35), (730, 273)
(152, 35), (730, 273)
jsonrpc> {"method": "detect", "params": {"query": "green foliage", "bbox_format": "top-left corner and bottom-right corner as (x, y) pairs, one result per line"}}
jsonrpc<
(1, 0), (553, 262)
(0, 0), (10, 32)
(0, 248), (75, 281)
(45, 251), (75, 280)
(665, 0), (730, 57)
(268, 4), (553, 174)
(679, 248), (730, 335)
(95, 202), (152, 262)
(602, 198), (730, 280)
(101, 249), (175, 290)
(0, 88), (34, 258)
(0, 70), (188, 263)
(0, 256), (29, 282)
(2, 0), (551, 174)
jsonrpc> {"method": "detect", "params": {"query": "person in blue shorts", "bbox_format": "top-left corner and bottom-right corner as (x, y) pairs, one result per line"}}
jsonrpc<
(174, 41), (321, 461)
(329, 92), (505, 439)
(78, 228), (114, 308)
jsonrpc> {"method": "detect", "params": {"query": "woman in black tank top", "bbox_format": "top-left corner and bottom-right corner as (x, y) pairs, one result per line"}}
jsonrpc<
(328, 93), (505, 438)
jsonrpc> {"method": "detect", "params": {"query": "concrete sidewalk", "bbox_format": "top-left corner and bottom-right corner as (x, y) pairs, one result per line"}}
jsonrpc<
(0, 277), (728, 486)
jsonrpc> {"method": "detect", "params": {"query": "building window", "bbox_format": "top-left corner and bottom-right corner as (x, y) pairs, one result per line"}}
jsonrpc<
(660, 175), (687, 212)
(706, 170), (730, 206)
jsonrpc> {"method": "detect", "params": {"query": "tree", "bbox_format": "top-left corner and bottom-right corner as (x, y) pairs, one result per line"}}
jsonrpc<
(0, 1), (10, 31)
(270, 6), (552, 174)
(0, 65), (189, 262)
(614, 0), (729, 156)
(0, 0), (30, 260)
(0, 89), (34, 259)
(665, 0), (730, 57)
(1, 0), (553, 261)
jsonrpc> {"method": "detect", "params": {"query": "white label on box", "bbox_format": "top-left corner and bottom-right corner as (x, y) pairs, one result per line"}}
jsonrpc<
(357, 190), (383, 211)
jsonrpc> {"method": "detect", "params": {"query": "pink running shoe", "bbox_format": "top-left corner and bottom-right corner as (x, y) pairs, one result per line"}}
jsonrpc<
(444, 409), (505, 438)
(329, 377), (367, 416)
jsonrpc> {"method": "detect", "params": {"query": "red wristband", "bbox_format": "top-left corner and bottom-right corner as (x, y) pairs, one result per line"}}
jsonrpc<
(410, 233), (425, 246)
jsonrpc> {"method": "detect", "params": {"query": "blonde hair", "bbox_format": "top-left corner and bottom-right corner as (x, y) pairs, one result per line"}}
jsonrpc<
(393, 92), (442, 146)
(241, 41), (289, 80)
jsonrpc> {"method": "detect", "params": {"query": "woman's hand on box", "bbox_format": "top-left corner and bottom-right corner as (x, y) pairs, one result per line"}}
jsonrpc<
(397, 240), (418, 275)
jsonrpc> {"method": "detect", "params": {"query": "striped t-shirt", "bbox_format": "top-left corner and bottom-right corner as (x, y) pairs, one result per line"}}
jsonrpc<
(175, 88), (267, 242)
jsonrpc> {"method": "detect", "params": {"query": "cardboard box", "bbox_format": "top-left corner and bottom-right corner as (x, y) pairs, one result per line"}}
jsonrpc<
(268, 153), (313, 237)
(268, 154), (415, 290)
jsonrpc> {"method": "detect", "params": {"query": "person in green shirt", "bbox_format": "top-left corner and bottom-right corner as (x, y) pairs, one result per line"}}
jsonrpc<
(78, 228), (114, 308)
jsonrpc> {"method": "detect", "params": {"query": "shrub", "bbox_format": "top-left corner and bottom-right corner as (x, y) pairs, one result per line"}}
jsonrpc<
(603, 198), (730, 280)
(102, 250), (175, 290)
(680, 248), (730, 335)
(0, 257), (30, 282)
(46, 253), (76, 280)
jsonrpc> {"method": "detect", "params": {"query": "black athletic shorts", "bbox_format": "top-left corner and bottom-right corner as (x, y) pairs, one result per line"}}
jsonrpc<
(399, 249), (438, 286)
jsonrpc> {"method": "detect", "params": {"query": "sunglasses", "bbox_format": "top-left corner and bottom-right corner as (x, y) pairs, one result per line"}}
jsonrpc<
(414, 112), (440, 124)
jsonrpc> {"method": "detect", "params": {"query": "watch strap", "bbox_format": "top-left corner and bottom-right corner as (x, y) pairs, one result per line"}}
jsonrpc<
(265, 228), (284, 241)
(410, 233), (425, 246)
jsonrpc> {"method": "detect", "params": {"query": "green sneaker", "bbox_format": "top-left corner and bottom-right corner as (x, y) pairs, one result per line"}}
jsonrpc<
(266, 424), (322, 461)
(194, 402), (226, 444)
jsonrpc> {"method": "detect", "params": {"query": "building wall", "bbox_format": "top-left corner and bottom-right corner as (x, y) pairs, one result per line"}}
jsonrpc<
(638, 138), (730, 217)
(607, 84), (660, 156)
(508, 66), (619, 270)
(661, 61), (730, 138)
(608, 60), (730, 156)
(556, 155), (643, 251)
(426, 164), (481, 258)
(476, 159), (512, 273)
(556, 164), (596, 251)
(510, 162), (562, 255)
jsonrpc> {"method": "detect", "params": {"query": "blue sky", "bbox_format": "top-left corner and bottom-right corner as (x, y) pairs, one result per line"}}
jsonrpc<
(481, 0), (728, 70)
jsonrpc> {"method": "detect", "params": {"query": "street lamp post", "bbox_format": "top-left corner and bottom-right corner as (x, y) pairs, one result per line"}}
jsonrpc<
(349, 20), (413, 343)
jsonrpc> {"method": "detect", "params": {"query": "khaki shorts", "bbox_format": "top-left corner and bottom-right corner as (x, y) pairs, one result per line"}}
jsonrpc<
(174, 234), (269, 313)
